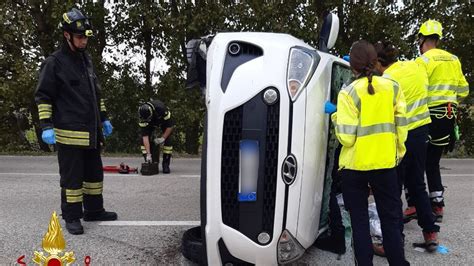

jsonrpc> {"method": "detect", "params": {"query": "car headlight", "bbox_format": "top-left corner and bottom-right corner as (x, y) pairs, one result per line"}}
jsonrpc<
(287, 47), (319, 101)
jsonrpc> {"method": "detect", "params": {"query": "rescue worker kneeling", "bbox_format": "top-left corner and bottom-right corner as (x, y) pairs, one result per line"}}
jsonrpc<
(138, 100), (174, 174)
(330, 40), (409, 265)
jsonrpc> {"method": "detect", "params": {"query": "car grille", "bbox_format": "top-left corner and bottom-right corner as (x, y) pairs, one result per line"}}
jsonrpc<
(221, 90), (280, 243)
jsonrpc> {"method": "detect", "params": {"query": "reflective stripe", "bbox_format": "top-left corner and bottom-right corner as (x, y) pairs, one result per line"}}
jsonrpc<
(358, 123), (395, 137)
(457, 85), (469, 94)
(66, 195), (83, 203)
(347, 88), (360, 110)
(83, 188), (103, 195)
(164, 111), (171, 120)
(428, 84), (458, 92)
(431, 135), (449, 142)
(406, 111), (430, 125)
(141, 146), (146, 154)
(428, 95), (457, 103)
(38, 104), (52, 111)
(56, 136), (89, 146)
(100, 99), (107, 112)
(55, 128), (89, 139)
(429, 191), (443, 198)
(139, 122), (148, 128)
(39, 112), (52, 120)
(392, 81), (399, 105)
(163, 146), (173, 154)
(83, 181), (103, 189)
(66, 189), (83, 196)
(38, 104), (53, 119)
(420, 55), (429, 63)
(395, 116), (407, 126)
(406, 97), (428, 113)
(335, 124), (357, 135)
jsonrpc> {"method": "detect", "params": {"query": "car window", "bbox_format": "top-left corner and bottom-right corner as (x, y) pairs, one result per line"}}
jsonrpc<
(330, 63), (352, 102)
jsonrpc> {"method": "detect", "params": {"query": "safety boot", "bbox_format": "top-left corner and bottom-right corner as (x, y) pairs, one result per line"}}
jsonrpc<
(423, 231), (439, 252)
(162, 154), (171, 174)
(373, 243), (386, 257)
(432, 206), (443, 223)
(65, 219), (84, 235)
(83, 210), (118, 221)
(314, 231), (346, 255)
(403, 206), (417, 223)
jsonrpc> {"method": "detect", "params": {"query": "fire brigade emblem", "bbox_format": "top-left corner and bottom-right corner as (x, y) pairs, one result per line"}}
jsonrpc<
(33, 211), (75, 265)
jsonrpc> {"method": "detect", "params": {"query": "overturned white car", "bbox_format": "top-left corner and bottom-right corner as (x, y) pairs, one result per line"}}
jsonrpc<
(182, 14), (352, 265)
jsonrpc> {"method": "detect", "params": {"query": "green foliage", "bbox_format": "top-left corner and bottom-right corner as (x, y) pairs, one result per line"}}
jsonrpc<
(0, 0), (472, 156)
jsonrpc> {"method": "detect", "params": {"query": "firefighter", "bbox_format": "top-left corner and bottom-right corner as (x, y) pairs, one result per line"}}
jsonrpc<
(138, 100), (174, 173)
(374, 40), (440, 252)
(330, 40), (409, 265)
(415, 20), (469, 222)
(34, 7), (117, 235)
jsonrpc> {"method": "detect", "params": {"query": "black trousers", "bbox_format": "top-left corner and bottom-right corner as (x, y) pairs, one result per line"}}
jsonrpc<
(329, 144), (344, 235)
(150, 125), (173, 163)
(399, 126), (439, 233)
(342, 168), (409, 266)
(58, 145), (104, 221)
(425, 113), (454, 206)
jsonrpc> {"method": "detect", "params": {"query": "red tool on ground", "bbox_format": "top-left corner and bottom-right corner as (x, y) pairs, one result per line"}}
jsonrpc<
(103, 162), (138, 174)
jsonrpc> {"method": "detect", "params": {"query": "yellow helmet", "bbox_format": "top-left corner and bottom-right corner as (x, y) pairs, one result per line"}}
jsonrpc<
(418, 20), (443, 39)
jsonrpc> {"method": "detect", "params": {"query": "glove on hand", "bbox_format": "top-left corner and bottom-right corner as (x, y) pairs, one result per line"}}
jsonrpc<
(154, 137), (165, 145)
(146, 153), (152, 163)
(103, 120), (113, 137)
(324, 101), (337, 114)
(42, 128), (56, 144)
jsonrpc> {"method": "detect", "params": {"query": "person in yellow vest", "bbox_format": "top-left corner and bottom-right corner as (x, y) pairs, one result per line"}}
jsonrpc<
(415, 20), (470, 222)
(374, 40), (439, 252)
(329, 40), (409, 265)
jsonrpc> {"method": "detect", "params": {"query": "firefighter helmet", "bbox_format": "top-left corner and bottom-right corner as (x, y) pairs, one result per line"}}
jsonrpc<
(139, 103), (154, 122)
(61, 8), (93, 37)
(418, 20), (442, 39)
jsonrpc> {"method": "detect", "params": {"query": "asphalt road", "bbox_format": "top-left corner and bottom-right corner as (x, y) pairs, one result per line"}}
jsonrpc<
(0, 155), (472, 265)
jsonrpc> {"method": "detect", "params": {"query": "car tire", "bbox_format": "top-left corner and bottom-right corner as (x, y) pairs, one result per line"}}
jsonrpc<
(181, 226), (204, 264)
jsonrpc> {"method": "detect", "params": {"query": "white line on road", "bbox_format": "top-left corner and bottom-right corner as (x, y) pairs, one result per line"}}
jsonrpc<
(98, 221), (200, 226)
(0, 173), (200, 178)
(0, 172), (470, 177)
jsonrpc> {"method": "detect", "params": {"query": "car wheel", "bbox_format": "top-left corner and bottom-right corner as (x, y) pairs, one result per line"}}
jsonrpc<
(181, 226), (204, 264)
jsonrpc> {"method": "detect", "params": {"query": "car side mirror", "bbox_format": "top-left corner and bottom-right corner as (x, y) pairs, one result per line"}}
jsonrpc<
(318, 13), (339, 53)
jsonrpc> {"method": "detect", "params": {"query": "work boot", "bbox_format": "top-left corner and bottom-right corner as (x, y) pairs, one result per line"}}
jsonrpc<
(373, 243), (386, 257)
(65, 219), (84, 235)
(83, 210), (118, 221)
(432, 206), (443, 223)
(162, 154), (171, 174)
(403, 206), (417, 223)
(423, 231), (439, 252)
(314, 231), (346, 255)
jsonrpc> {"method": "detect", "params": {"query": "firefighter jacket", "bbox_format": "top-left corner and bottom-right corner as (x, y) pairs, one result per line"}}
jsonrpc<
(383, 61), (431, 131)
(331, 76), (408, 171)
(35, 45), (108, 149)
(139, 100), (174, 137)
(415, 48), (469, 108)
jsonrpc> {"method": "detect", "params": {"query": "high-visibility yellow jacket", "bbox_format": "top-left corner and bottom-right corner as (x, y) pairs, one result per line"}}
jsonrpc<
(415, 48), (469, 107)
(383, 61), (431, 131)
(331, 76), (408, 171)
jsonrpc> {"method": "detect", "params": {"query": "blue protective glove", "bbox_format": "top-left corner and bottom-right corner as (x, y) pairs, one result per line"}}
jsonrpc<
(324, 101), (337, 114)
(103, 120), (113, 137)
(343, 55), (350, 62)
(42, 128), (56, 144)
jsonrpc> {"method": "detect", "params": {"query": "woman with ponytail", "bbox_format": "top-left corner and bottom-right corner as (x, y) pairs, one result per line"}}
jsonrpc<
(330, 40), (409, 265)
